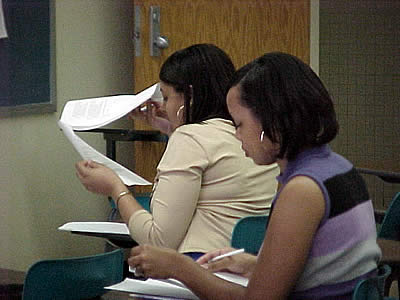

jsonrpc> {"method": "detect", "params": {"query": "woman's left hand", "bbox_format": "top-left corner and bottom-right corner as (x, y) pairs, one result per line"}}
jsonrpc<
(128, 245), (189, 279)
(75, 160), (125, 196)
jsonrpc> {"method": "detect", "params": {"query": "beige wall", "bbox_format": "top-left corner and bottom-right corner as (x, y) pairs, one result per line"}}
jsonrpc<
(0, 0), (135, 271)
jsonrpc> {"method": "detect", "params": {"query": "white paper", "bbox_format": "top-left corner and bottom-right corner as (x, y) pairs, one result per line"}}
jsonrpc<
(58, 83), (161, 186)
(58, 221), (130, 235)
(107, 270), (248, 299)
(105, 278), (200, 300)
(213, 272), (248, 287)
(0, 0), (7, 39)
(60, 83), (159, 131)
(58, 121), (150, 186)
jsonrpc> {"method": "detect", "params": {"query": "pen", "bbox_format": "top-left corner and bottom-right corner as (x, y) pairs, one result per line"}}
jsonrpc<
(210, 248), (245, 262)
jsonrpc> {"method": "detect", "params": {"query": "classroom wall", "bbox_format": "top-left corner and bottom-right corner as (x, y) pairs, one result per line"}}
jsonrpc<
(0, 0), (135, 271)
(319, 0), (399, 210)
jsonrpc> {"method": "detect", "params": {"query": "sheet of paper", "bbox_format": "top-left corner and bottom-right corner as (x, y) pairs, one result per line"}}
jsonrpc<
(114, 269), (248, 299)
(58, 121), (150, 186)
(213, 272), (248, 287)
(60, 83), (159, 131)
(105, 278), (200, 300)
(128, 266), (248, 288)
(58, 222), (130, 235)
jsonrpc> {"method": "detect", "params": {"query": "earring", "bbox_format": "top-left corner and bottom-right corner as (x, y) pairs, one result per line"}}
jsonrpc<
(176, 105), (184, 118)
(260, 131), (264, 142)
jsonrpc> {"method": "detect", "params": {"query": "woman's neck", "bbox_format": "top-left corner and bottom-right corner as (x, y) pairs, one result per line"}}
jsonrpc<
(277, 159), (288, 174)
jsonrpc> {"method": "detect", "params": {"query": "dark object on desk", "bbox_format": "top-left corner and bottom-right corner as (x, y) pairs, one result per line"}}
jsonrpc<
(22, 249), (123, 300)
(0, 268), (25, 299)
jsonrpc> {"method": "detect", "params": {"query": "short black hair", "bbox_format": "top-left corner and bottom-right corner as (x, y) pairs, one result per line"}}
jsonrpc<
(230, 52), (339, 161)
(159, 43), (235, 124)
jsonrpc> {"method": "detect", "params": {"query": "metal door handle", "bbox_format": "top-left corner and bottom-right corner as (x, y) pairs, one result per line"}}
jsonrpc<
(150, 6), (169, 56)
(154, 36), (169, 49)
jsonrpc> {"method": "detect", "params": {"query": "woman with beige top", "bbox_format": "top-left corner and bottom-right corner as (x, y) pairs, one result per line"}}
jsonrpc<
(75, 44), (279, 259)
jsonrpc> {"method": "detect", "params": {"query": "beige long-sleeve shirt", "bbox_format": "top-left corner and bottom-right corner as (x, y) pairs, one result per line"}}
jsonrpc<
(128, 118), (279, 253)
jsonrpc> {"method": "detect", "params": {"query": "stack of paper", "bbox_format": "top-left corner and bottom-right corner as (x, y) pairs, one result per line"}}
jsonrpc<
(105, 271), (248, 299)
(58, 83), (162, 186)
(58, 221), (130, 235)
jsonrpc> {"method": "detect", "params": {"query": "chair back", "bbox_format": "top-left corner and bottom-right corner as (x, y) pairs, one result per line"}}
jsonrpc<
(352, 264), (392, 300)
(231, 215), (268, 255)
(379, 192), (400, 240)
(22, 249), (124, 300)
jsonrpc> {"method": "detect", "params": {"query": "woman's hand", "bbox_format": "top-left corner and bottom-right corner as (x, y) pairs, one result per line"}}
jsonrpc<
(196, 247), (236, 265)
(128, 101), (172, 135)
(128, 244), (190, 279)
(75, 160), (125, 197)
(196, 248), (257, 278)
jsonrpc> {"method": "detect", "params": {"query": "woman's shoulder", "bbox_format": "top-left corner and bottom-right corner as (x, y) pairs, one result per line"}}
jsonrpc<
(173, 118), (235, 138)
(166, 118), (241, 158)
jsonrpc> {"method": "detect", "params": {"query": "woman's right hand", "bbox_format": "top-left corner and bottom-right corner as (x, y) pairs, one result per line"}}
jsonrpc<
(196, 248), (257, 278)
(128, 101), (172, 135)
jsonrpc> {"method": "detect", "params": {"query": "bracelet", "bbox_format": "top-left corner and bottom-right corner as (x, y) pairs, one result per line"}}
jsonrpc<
(115, 190), (131, 207)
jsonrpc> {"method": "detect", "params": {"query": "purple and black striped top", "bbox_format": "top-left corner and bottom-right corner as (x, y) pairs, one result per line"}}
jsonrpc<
(273, 145), (381, 299)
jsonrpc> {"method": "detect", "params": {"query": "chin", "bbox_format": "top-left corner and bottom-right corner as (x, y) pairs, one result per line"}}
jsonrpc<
(255, 156), (277, 166)
(249, 156), (263, 165)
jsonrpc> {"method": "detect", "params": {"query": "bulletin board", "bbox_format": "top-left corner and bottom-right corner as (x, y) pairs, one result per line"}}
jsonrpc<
(0, 0), (56, 116)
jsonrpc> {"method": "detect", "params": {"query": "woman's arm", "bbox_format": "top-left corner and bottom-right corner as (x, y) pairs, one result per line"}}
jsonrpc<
(127, 130), (207, 248)
(128, 175), (326, 300)
(76, 130), (206, 249)
(244, 175), (325, 299)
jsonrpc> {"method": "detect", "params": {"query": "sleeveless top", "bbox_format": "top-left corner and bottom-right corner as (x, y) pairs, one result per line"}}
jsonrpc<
(272, 145), (381, 299)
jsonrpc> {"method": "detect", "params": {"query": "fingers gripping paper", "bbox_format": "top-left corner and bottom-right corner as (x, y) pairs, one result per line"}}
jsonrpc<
(58, 83), (161, 186)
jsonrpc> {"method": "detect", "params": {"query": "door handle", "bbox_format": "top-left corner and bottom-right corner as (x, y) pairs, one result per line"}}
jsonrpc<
(154, 36), (169, 50)
(150, 6), (169, 56)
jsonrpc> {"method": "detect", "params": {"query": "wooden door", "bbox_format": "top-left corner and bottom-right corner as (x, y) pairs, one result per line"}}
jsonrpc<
(133, 0), (310, 194)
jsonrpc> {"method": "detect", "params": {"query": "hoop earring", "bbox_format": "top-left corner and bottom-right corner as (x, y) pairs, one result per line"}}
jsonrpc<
(176, 105), (184, 118)
(260, 131), (264, 142)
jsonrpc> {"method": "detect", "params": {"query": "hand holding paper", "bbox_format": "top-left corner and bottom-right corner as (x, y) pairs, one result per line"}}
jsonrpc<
(58, 83), (161, 186)
(60, 83), (160, 131)
(75, 160), (128, 197)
